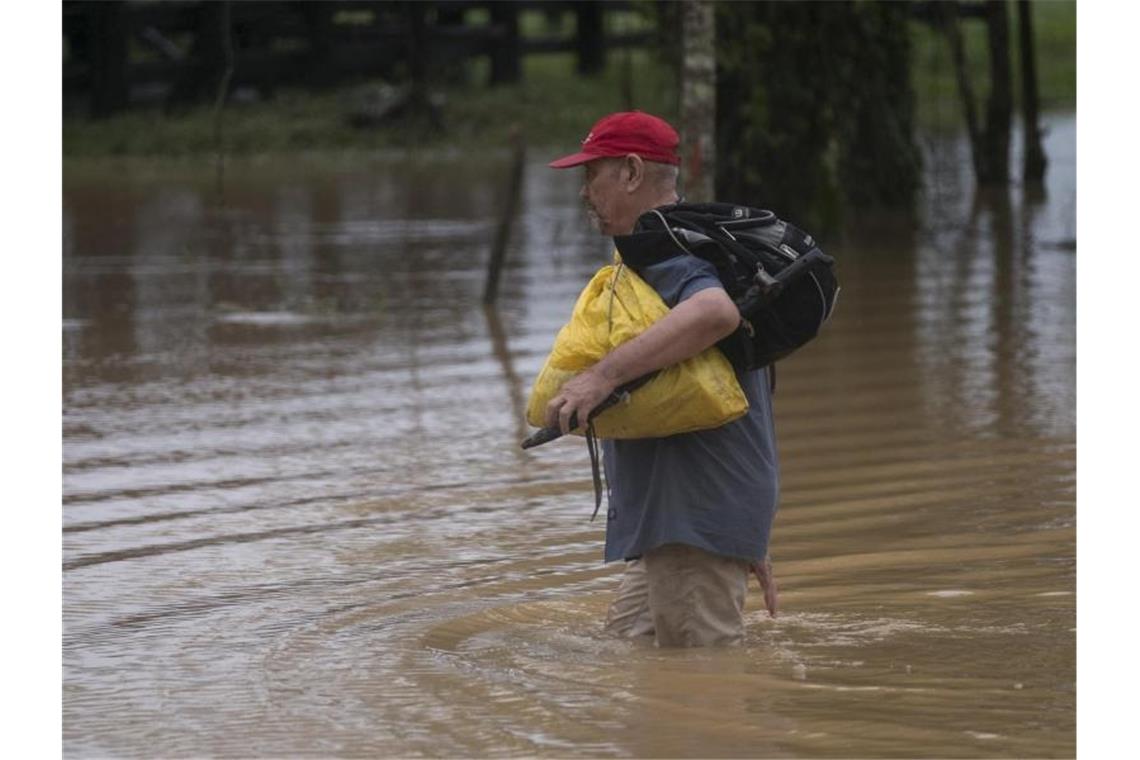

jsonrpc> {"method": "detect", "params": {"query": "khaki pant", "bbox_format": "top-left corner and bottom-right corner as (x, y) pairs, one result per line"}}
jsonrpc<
(603, 542), (749, 647)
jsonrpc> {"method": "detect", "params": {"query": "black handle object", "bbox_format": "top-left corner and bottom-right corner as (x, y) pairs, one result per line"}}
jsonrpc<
(520, 418), (575, 449)
(520, 394), (621, 450)
(520, 374), (656, 450)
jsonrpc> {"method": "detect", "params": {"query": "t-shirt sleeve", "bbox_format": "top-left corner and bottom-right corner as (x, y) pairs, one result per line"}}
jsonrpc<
(634, 255), (724, 308)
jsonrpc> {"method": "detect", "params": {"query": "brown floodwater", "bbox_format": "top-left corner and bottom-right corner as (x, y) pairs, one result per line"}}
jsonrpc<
(63, 116), (1075, 758)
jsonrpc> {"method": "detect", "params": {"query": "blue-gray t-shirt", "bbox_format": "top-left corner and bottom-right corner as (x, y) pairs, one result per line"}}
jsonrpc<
(602, 255), (779, 564)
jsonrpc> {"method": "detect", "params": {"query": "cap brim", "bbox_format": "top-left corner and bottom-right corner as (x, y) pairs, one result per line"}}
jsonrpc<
(547, 151), (601, 169)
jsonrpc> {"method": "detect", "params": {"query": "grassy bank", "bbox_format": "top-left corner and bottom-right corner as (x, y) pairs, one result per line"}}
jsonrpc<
(63, 2), (1074, 159)
(63, 49), (675, 159)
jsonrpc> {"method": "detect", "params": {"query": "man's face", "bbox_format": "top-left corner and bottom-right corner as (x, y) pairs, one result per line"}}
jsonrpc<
(580, 158), (631, 236)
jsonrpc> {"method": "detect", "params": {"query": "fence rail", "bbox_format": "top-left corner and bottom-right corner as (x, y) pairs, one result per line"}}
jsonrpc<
(63, 0), (653, 118)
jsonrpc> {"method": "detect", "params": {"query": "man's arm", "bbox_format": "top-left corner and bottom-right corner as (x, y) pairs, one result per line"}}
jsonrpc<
(544, 287), (740, 434)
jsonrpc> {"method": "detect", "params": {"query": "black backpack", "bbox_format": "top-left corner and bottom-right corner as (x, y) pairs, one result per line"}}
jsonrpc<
(613, 202), (839, 372)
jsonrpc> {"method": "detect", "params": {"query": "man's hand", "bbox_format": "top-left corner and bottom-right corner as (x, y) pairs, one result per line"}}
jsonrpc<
(750, 556), (779, 618)
(545, 368), (617, 435)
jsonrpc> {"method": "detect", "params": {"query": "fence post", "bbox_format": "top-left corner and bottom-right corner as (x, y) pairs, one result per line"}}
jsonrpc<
(489, 2), (521, 85)
(406, 1), (430, 111)
(302, 0), (334, 86)
(89, 1), (128, 118)
(575, 1), (605, 76)
(484, 129), (526, 306)
(1016, 0), (1047, 186)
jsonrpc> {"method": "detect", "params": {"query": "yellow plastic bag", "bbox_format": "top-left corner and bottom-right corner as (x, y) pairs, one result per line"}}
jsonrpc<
(526, 255), (748, 439)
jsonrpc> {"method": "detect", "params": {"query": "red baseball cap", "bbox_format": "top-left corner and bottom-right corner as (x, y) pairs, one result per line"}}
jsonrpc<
(548, 111), (681, 168)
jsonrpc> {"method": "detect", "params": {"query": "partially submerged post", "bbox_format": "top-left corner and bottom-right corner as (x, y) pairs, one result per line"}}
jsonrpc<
(1016, 0), (1048, 186)
(483, 129), (526, 306)
(680, 0), (716, 203)
(939, 0), (1014, 186)
(981, 0), (1013, 186)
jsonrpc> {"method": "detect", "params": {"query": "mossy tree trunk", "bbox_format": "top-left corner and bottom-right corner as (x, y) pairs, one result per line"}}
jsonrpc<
(715, 1), (836, 224)
(714, 1), (920, 228)
(831, 1), (922, 211)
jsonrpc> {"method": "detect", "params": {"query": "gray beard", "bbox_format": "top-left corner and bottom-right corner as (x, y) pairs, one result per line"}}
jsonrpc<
(585, 206), (603, 233)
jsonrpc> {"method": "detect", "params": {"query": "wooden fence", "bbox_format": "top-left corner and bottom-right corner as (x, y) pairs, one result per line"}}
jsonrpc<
(63, 0), (653, 118)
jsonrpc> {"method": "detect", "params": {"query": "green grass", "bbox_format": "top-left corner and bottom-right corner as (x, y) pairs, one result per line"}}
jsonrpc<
(63, 5), (673, 160)
(448, 50), (676, 144)
(63, 48), (676, 160)
(910, 0), (1075, 129)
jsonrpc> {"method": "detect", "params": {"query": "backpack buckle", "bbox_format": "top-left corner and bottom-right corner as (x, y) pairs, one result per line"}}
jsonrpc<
(753, 268), (783, 303)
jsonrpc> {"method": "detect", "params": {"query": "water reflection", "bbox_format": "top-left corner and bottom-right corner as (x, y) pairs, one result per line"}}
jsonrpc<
(915, 116), (1075, 439)
(63, 117), (1075, 757)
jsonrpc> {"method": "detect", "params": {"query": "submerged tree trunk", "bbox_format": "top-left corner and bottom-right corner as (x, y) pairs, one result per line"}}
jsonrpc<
(939, 0), (1014, 186)
(714, 1), (919, 228)
(938, 1), (985, 179)
(1017, 0), (1048, 185)
(680, 0), (716, 203)
(981, 0), (1013, 185)
(833, 1), (921, 212)
(715, 2), (839, 224)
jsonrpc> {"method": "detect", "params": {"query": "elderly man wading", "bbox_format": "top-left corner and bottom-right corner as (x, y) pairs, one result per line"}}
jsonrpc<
(546, 111), (779, 647)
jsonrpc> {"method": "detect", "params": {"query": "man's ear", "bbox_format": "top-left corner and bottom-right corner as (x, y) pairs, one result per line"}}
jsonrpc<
(622, 154), (645, 193)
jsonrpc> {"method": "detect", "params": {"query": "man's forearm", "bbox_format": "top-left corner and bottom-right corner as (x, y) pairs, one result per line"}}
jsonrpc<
(591, 288), (740, 388)
(545, 287), (740, 433)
